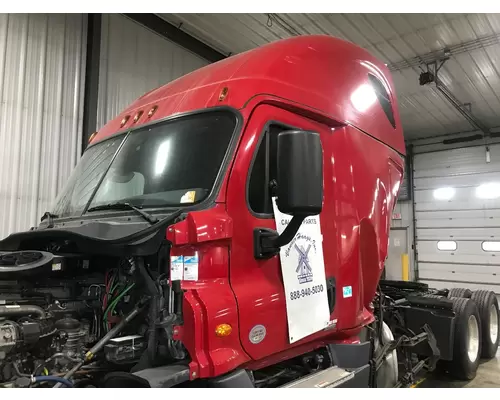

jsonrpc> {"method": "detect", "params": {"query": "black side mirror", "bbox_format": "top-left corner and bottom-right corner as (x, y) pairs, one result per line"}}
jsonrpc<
(276, 130), (323, 216)
(254, 130), (324, 259)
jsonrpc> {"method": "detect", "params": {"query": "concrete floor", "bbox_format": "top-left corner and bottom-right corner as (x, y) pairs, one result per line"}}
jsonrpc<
(420, 348), (500, 388)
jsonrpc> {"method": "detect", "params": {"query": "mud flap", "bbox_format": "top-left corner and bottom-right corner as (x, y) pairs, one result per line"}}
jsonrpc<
(328, 341), (371, 369)
(209, 369), (255, 388)
(401, 299), (455, 361)
(131, 364), (190, 388)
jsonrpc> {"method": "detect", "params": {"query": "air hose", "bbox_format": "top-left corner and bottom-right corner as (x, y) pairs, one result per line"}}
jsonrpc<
(32, 376), (74, 388)
(53, 297), (149, 388)
(137, 258), (160, 366)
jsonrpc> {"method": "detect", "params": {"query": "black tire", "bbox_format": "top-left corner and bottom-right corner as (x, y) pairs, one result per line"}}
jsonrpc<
(449, 298), (482, 380)
(421, 294), (445, 299)
(470, 290), (500, 359)
(448, 287), (473, 299)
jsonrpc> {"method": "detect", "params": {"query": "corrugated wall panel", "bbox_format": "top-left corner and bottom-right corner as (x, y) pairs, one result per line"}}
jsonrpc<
(96, 14), (208, 130)
(414, 143), (500, 292)
(0, 14), (86, 240)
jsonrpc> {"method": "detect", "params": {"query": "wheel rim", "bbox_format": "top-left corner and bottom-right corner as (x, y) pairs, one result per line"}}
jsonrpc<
(467, 315), (480, 363)
(490, 304), (499, 344)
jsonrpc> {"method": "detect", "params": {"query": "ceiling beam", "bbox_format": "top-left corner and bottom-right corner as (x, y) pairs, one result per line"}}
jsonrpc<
(417, 59), (490, 137)
(434, 76), (489, 136)
(123, 14), (227, 63)
(387, 32), (500, 72)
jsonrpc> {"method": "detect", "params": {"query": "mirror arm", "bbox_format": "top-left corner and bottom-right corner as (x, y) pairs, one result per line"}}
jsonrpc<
(273, 215), (305, 248)
(254, 215), (306, 260)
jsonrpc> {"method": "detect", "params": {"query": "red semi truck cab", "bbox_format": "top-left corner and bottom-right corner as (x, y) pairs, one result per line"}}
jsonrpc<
(0, 35), (407, 388)
(88, 35), (405, 379)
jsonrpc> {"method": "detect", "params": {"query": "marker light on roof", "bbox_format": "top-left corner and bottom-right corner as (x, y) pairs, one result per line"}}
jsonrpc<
(133, 111), (144, 123)
(148, 106), (158, 118)
(219, 87), (229, 102)
(120, 115), (130, 128)
(88, 132), (97, 143)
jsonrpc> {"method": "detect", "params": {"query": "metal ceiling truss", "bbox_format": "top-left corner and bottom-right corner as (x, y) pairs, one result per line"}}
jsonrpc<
(387, 35), (500, 139)
(387, 32), (500, 72)
(124, 14), (227, 63)
(420, 58), (490, 137)
(266, 14), (301, 36)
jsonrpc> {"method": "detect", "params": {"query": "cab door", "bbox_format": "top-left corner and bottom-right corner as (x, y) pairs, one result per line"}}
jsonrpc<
(226, 104), (334, 360)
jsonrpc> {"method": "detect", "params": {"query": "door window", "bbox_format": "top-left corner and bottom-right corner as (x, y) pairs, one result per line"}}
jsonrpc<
(247, 124), (288, 216)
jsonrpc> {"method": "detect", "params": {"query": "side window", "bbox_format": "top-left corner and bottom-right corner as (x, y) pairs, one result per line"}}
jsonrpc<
(368, 73), (396, 129)
(248, 124), (283, 215)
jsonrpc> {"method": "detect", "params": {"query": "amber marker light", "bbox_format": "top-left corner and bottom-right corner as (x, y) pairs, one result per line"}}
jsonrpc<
(88, 132), (97, 143)
(120, 115), (130, 128)
(218, 87), (229, 102)
(215, 324), (232, 337)
(133, 111), (144, 123)
(148, 105), (158, 118)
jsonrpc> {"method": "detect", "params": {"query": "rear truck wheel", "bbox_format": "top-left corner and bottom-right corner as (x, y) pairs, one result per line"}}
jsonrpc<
(448, 287), (473, 299)
(449, 297), (481, 380)
(470, 290), (499, 359)
(421, 294), (445, 299)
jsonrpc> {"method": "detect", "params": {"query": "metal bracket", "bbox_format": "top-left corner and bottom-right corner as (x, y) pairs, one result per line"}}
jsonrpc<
(418, 55), (489, 136)
(422, 324), (440, 371)
(395, 359), (426, 388)
(371, 328), (438, 388)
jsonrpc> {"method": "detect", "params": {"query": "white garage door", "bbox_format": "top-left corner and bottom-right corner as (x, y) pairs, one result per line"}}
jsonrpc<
(414, 143), (500, 293)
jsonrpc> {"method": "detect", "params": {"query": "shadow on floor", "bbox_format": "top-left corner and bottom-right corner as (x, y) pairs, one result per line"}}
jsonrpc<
(420, 349), (500, 388)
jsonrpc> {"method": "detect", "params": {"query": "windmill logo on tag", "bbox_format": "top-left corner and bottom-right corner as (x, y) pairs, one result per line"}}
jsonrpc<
(295, 241), (313, 284)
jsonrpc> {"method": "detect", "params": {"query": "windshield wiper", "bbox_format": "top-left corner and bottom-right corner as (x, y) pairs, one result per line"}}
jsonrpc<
(87, 202), (159, 225)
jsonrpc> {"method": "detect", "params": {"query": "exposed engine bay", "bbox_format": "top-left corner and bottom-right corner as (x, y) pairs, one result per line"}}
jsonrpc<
(0, 242), (186, 388)
(0, 216), (362, 389)
(0, 247), (362, 389)
(0, 215), (440, 389)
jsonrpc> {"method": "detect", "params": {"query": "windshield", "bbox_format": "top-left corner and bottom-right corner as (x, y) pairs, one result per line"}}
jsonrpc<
(52, 110), (238, 218)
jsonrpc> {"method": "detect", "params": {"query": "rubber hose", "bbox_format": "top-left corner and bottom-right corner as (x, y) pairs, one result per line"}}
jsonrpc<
(137, 258), (159, 365)
(137, 258), (158, 295)
(33, 376), (74, 388)
(148, 295), (159, 365)
(0, 304), (46, 319)
(53, 299), (149, 388)
(33, 353), (82, 377)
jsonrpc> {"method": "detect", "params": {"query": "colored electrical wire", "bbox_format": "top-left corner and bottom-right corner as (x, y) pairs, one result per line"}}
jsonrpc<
(110, 280), (120, 296)
(102, 272), (112, 311)
(103, 283), (136, 327)
(106, 283), (135, 316)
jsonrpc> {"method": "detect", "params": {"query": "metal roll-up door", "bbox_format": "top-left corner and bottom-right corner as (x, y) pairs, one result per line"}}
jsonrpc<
(414, 144), (500, 293)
